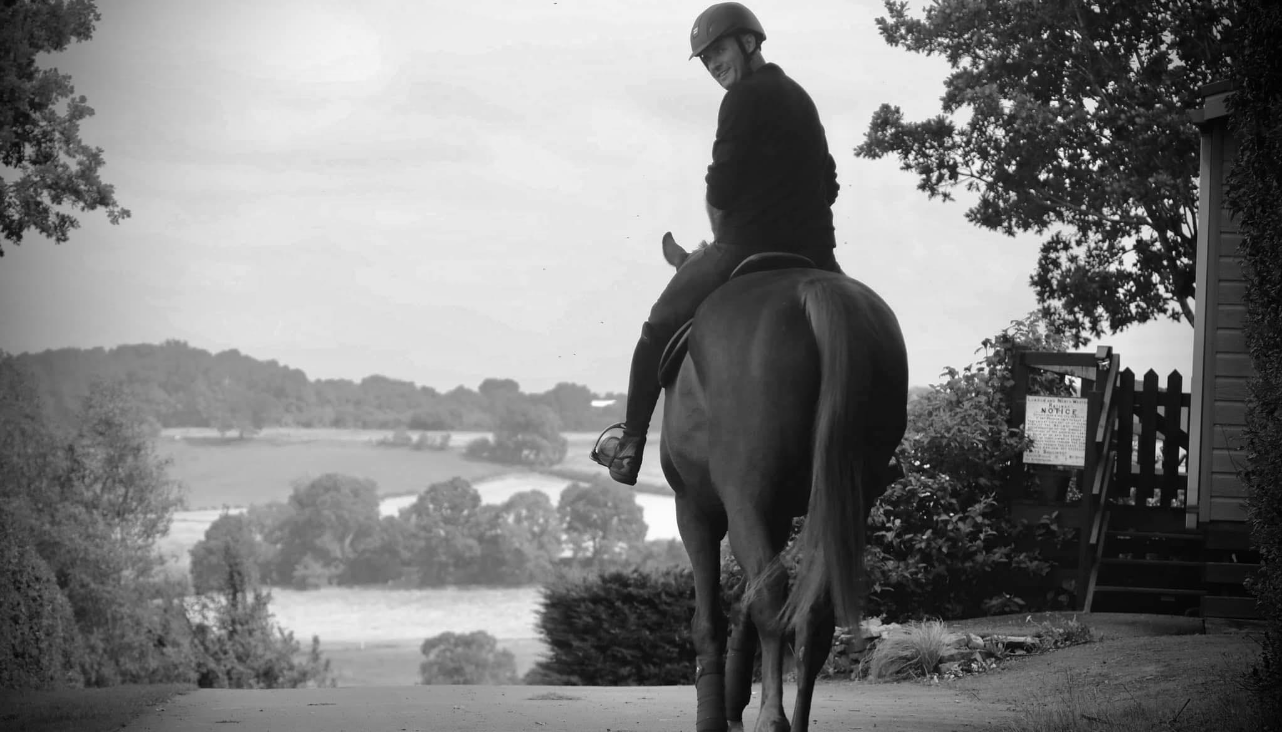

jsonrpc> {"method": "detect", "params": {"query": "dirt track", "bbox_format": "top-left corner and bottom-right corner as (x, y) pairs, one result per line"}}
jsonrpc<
(114, 613), (1260, 732)
(120, 682), (1007, 732)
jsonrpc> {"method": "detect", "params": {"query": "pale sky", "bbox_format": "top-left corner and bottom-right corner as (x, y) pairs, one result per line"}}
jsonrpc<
(0, 0), (1194, 394)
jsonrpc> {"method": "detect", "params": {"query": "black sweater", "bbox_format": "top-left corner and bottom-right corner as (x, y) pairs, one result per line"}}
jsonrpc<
(705, 63), (838, 252)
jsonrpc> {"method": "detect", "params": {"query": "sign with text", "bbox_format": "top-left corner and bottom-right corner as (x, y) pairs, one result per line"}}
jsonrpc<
(1024, 396), (1089, 467)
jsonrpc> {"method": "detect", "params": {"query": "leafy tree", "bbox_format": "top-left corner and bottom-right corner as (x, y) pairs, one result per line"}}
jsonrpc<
(189, 513), (271, 595)
(189, 542), (334, 689)
(0, 357), (195, 686)
(400, 477), (484, 586)
(474, 490), (563, 584)
(857, 0), (1236, 340)
(274, 474), (381, 589)
(419, 630), (518, 685)
(558, 480), (647, 569)
(486, 401), (568, 466)
(345, 515), (416, 585)
(0, 0), (131, 255)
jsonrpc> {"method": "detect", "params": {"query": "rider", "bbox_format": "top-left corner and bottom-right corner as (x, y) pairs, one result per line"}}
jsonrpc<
(591, 2), (844, 486)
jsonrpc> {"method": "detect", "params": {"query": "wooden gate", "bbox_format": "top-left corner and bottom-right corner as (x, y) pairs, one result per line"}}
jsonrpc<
(1007, 350), (1258, 617)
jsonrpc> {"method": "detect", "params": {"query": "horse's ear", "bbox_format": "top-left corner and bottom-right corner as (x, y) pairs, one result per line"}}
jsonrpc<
(662, 232), (689, 269)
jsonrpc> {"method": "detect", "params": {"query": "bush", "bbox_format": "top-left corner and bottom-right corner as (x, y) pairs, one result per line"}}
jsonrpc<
(866, 474), (1053, 621)
(0, 522), (82, 690)
(865, 312), (1072, 622)
(189, 559), (334, 689)
(527, 568), (701, 685)
(419, 630), (518, 685)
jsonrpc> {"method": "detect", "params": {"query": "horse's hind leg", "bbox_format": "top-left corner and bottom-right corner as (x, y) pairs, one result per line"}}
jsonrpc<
(728, 515), (791, 732)
(790, 594), (835, 732)
(725, 604), (758, 732)
(676, 496), (730, 732)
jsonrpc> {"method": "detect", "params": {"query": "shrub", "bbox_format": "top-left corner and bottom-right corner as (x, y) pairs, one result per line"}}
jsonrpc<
(189, 559), (334, 689)
(0, 521), (82, 690)
(866, 473), (1053, 621)
(865, 312), (1071, 621)
(527, 568), (701, 685)
(862, 620), (950, 681)
(419, 630), (518, 685)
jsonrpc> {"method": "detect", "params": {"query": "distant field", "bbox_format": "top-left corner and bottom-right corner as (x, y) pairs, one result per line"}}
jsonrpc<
(157, 428), (673, 508)
(156, 429), (510, 508)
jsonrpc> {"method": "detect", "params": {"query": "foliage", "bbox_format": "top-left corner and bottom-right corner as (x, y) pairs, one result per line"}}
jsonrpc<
(0, 0), (131, 255)
(862, 620), (951, 681)
(867, 313), (1071, 621)
(0, 521), (82, 690)
(418, 630), (518, 685)
(1, 357), (195, 687)
(273, 474), (382, 589)
(468, 401), (569, 466)
(528, 568), (700, 685)
(188, 513), (271, 595)
(189, 552), (334, 689)
(0, 355), (333, 690)
(399, 477), (485, 586)
(857, 0), (1237, 340)
(1226, 0), (1282, 719)
(11, 340), (626, 434)
(866, 474), (1052, 621)
(473, 490), (563, 585)
(558, 479), (648, 568)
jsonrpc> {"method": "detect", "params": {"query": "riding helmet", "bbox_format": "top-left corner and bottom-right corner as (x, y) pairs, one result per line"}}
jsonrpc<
(688, 2), (766, 59)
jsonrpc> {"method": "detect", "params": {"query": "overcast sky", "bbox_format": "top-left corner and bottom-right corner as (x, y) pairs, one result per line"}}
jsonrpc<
(0, 0), (1193, 394)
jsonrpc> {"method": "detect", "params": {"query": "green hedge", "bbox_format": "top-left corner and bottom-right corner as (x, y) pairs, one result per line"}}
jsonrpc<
(0, 522), (82, 689)
(1227, 0), (1282, 716)
(527, 568), (706, 685)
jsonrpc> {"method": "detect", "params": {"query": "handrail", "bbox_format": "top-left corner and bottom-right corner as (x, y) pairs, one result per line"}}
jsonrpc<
(1094, 350), (1121, 444)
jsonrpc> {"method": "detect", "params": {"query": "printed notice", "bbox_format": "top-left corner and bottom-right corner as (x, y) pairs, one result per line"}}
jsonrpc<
(1024, 396), (1088, 467)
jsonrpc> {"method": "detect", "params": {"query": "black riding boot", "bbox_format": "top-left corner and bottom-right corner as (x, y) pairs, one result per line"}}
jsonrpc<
(591, 322), (665, 486)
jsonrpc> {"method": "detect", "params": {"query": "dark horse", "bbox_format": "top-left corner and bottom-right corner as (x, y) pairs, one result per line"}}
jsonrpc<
(658, 233), (908, 732)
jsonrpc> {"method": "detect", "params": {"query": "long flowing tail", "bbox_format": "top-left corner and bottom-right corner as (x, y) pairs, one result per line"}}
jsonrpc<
(782, 278), (869, 630)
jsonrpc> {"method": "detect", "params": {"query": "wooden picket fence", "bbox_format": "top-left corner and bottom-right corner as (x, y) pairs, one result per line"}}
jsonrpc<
(1111, 368), (1191, 510)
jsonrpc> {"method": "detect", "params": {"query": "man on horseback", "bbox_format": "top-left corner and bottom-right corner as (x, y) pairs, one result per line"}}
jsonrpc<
(592, 2), (844, 486)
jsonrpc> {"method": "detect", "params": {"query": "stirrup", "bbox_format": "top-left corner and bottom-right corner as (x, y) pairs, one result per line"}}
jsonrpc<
(589, 422), (627, 465)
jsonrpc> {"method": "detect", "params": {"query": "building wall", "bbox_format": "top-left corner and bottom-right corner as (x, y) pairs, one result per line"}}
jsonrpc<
(1189, 90), (1251, 526)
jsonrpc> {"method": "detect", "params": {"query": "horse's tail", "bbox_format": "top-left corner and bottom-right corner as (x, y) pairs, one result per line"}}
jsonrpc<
(782, 277), (869, 630)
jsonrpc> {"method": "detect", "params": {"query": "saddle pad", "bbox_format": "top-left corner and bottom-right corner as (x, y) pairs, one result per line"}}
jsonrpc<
(657, 252), (818, 388)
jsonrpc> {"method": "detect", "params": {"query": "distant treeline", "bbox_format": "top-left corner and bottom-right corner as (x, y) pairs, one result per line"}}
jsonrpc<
(11, 340), (631, 435)
(191, 473), (687, 593)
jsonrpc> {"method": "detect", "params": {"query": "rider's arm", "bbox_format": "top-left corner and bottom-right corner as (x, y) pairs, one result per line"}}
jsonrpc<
(705, 85), (754, 212)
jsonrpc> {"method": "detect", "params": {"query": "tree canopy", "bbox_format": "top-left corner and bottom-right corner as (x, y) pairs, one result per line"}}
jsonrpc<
(12, 340), (627, 434)
(857, 0), (1236, 340)
(0, 0), (130, 255)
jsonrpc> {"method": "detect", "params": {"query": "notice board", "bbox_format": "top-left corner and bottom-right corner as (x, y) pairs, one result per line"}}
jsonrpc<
(1024, 396), (1089, 467)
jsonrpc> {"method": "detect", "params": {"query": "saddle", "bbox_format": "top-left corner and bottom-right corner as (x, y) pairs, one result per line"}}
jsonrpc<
(657, 252), (817, 388)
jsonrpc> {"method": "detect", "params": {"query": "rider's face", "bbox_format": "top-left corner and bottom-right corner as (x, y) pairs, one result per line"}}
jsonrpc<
(699, 36), (751, 90)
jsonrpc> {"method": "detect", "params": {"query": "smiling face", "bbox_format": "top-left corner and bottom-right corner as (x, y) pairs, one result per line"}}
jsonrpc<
(698, 34), (755, 89)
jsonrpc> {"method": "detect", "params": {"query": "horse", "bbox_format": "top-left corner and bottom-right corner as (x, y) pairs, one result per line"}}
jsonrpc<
(657, 232), (908, 732)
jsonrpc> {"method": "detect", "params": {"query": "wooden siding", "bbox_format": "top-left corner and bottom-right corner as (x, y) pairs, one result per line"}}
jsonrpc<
(1194, 109), (1252, 525)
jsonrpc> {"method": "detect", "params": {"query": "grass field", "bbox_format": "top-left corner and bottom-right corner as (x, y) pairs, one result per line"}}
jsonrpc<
(156, 430), (511, 509)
